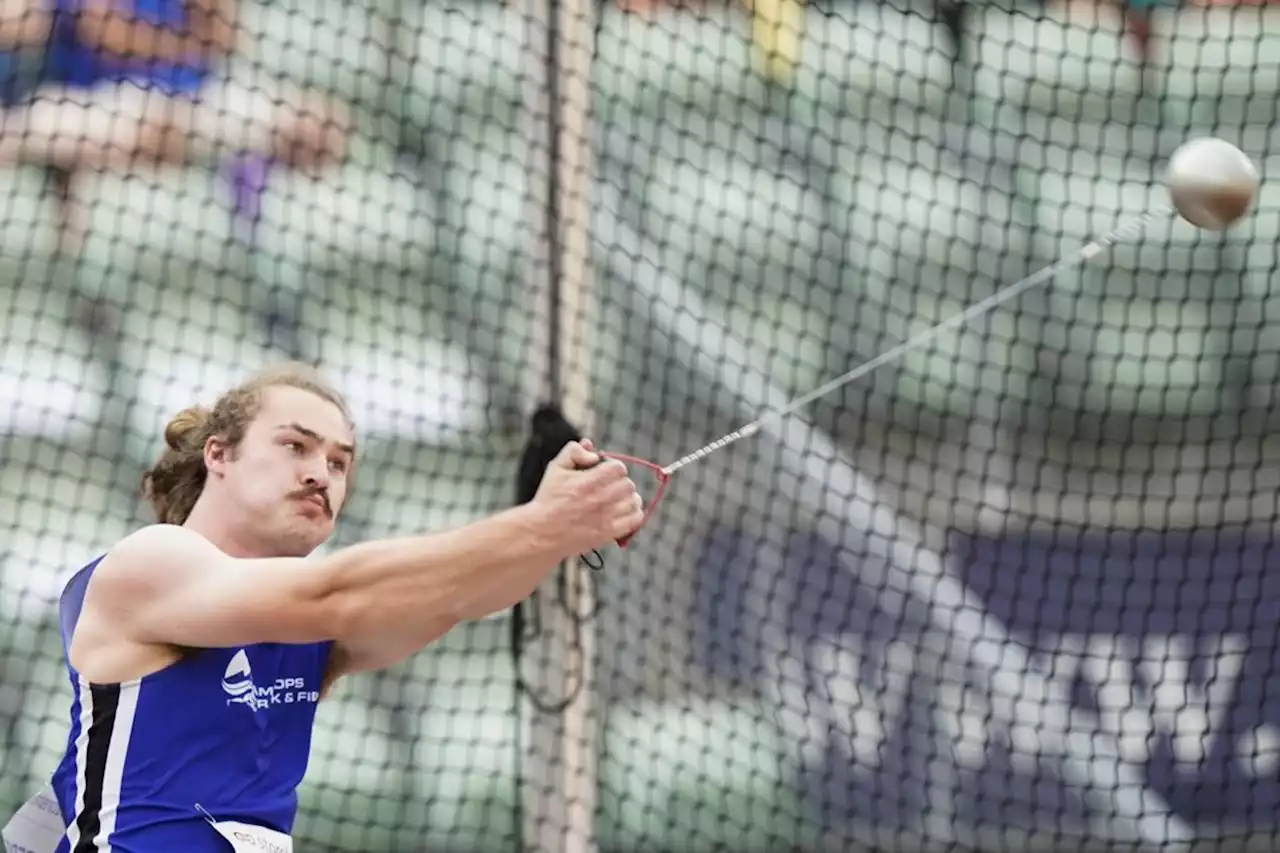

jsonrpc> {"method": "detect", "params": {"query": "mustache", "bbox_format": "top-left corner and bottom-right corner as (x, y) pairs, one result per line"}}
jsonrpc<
(290, 487), (332, 516)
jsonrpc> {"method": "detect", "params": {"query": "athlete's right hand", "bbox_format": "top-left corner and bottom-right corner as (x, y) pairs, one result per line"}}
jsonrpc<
(533, 439), (644, 555)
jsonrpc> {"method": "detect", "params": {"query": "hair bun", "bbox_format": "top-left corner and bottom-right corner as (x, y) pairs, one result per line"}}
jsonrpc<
(163, 406), (210, 451)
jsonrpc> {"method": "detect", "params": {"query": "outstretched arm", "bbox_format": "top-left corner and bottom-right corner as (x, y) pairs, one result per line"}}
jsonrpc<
(0, 0), (49, 50)
(76, 0), (238, 64)
(86, 441), (642, 656)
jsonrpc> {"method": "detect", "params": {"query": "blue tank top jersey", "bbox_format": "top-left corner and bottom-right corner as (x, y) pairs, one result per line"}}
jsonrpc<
(46, 0), (209, 94)
(47, 556), (334, 852)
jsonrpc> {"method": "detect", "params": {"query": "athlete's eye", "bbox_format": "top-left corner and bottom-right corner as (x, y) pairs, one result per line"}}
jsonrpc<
(328, 458), (347, 474)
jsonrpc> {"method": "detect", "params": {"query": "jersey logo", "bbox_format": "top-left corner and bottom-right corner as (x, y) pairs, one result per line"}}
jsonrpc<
(221, 649), (321, 713)
(222, 650), (257, 708)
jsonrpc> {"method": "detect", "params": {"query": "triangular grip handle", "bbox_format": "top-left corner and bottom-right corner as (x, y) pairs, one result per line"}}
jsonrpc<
(596, 452), (671, 548)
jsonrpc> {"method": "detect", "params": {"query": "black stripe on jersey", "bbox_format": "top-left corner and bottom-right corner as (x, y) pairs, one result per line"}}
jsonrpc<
(73, 683), (120, 853)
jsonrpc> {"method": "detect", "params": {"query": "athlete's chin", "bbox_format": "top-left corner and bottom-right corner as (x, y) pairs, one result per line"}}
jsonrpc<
(268, 534), (330, 558)
(266, 519), (335, 558)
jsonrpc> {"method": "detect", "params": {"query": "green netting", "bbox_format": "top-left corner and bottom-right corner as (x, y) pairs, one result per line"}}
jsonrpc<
(3, 1), (1280, 851)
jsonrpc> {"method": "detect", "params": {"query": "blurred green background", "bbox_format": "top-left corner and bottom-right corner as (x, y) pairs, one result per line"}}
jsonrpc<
(2, 1), (1279, 850)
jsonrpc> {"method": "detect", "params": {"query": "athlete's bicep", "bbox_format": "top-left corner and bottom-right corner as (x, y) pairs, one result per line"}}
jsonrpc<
(92, 525), (341, 649)
(326, 613), (457, 680)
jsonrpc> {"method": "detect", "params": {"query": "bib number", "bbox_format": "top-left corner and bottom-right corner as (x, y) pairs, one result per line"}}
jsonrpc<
(2, 785), (64, 853)
(2, 792), (294, 853)
(209, 821), (292, 853)
(197, 807), (292, 853)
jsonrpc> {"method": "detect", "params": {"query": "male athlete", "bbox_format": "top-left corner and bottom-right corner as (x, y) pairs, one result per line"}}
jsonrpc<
(2, 362), (644, 852)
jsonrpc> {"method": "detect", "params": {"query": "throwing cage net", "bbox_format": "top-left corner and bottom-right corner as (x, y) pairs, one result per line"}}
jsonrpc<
(2, 0), (1279, 851)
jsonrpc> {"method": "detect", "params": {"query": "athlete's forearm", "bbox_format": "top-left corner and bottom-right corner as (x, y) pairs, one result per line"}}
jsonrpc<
(186, 0), (237, 54)
(320, 504), (568, 638)
(77, 3), (235, 64)
(0, 0), (49, 49)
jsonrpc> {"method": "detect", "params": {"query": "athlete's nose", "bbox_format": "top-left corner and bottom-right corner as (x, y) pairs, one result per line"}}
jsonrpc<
(298, 471), (332, 517)
(301, 462), (330, 491)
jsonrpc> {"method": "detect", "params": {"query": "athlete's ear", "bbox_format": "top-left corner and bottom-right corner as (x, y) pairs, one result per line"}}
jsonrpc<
(203, 434), (232, 478)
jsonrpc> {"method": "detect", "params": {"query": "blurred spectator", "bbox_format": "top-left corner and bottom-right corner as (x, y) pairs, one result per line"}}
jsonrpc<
(1117, 0), (1158, 71)
(0, 0), (351, 343)
(0, 0), (47, 56)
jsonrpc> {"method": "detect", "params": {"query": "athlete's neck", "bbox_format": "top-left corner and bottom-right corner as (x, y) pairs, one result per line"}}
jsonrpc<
(182, 498), (271, 559)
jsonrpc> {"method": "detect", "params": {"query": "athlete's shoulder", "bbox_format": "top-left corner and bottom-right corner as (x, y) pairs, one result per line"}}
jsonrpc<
(52, 528), (206, 653)
(56, 552), (107, 595)
(103, 523), (206, 562)
(113, 522), (209, 551)
(92, 524), (222, 592)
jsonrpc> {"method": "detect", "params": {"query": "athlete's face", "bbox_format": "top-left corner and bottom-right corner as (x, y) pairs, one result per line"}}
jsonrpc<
(213, 386), (356, 557)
